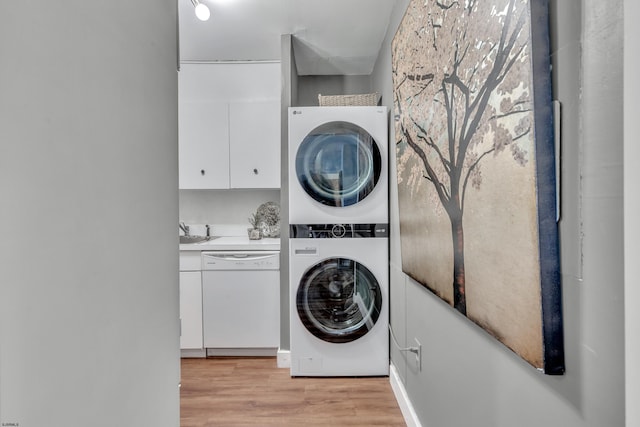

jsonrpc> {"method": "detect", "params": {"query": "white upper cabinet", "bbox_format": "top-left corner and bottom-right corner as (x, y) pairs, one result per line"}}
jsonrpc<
(229, 100), (281, 188)
(179, 100), (229, 189)
(178, 63), (281, 189)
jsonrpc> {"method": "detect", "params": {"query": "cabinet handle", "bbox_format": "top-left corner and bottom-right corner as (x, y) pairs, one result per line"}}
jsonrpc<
(253, 168), (259, 175)
(201, 169), (205, 176)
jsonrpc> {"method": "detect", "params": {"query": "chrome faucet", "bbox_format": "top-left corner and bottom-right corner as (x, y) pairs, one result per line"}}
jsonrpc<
(179, 221), (190, 236)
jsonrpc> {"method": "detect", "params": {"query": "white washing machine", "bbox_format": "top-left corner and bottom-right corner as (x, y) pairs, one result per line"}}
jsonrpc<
(289, 224), (389, 376)
(288, 106), (388, 224)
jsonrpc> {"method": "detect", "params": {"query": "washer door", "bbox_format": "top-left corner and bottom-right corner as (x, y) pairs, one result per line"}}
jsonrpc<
(296, 257), (382, 343)
(295, 121), (382, 207)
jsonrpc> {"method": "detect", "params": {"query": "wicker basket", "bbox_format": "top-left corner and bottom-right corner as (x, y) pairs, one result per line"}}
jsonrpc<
(318, 92), (381, 106)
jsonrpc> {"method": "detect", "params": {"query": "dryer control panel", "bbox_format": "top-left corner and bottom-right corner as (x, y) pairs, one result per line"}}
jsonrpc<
(289, 223), (388, 239)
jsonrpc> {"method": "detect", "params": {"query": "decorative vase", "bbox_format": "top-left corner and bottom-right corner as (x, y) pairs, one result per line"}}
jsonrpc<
(248, 228), (261, 240)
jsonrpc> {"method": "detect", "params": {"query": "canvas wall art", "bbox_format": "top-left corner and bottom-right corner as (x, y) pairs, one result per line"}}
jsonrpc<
(391, 0), (564, 374)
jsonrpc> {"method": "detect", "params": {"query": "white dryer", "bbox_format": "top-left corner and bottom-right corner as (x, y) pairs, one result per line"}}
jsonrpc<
(288, 106), (388, 224)
(289, 224), (389, 376)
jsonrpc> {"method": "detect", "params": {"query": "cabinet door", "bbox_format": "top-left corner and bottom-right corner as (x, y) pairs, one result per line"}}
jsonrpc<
(229, 101), (280, 188)
(178, 100), (229, 189)
(179, 271), (203, 350)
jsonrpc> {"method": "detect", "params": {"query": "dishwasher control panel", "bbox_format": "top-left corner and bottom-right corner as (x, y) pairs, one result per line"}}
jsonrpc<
(201, 251), (280, 270)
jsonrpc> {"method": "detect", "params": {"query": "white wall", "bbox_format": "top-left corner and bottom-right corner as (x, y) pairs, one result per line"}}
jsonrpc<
(179, 189), (280, 225)
(279, 35), (298, 352)
(372, 0), (626, 426)
(625, 0), (640, 425)
(296, 75), (373, 106)
(0, 2), (180, 426)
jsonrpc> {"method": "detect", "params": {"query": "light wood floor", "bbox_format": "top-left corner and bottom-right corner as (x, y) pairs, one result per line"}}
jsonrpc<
(180, 357), (406, 427)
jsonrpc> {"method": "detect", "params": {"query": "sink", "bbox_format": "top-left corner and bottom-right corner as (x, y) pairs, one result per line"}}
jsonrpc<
(180, 235), (219, 244)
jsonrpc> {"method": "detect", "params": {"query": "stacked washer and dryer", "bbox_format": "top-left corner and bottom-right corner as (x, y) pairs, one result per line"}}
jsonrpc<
(288, 106), (389, 376)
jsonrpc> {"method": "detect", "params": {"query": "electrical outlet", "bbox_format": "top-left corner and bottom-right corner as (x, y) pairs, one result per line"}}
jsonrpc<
(414, 338), (422, 371)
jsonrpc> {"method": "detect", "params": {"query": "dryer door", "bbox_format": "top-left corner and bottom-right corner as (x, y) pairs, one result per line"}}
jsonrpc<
(296, 257), (382, 343)
(295, 121), (382, 207)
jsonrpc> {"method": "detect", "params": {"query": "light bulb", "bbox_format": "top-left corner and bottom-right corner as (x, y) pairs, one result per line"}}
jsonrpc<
(195, 3), (210, 21)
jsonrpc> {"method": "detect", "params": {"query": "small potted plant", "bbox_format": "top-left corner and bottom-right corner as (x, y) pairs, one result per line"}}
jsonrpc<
(247, 213), (261, 240)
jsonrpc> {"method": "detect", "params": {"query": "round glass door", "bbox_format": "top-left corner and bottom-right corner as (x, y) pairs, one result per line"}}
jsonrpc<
(295, 121), (382, 207)
(296, 258), (382, 343)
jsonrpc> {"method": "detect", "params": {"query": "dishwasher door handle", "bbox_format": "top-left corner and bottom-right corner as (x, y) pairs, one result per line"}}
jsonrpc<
(202, 251), (279, 262)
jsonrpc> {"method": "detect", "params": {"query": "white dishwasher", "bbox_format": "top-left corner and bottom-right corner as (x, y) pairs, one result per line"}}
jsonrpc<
(201, 250), (280, 356)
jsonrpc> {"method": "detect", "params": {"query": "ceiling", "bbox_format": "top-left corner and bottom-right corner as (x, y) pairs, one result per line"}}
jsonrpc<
(178, 0), (397, 75)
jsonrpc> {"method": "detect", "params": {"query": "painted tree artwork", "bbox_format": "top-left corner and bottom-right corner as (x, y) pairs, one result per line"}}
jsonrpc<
(392, 0), (564, 374)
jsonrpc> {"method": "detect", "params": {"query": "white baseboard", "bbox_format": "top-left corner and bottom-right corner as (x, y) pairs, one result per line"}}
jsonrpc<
(205, 348), (277, 357)
(389, 363), (422, 427)
(277, 348), (291, 368)
(180, 349), (206, 358)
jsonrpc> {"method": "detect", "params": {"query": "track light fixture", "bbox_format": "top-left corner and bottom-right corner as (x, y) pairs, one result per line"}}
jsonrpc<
(190, 0), (210, 21)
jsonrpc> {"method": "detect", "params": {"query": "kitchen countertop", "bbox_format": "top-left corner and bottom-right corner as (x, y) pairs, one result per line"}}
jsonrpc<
(179, 236), (280, 252)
